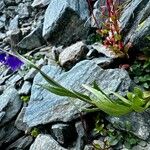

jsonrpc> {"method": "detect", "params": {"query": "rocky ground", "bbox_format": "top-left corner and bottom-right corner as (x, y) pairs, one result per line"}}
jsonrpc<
(0, 0), (150, 150)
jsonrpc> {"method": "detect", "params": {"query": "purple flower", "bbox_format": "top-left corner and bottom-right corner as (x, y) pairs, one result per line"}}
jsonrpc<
(0, 49), (23, 71)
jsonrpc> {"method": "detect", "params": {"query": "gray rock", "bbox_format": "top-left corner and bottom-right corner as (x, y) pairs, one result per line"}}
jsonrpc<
(75, 122), (85, 137)
(18, 81), (32, 95)
(92, 57), (113, 69)
(24, 60), (131, 127)
(0, 86), (22, 126)
(43, 0), (89, 46)
(86, 48), (99, 59)
(15, 0), (22, 4)
(0, 112), (5, 122)
(0, 32), (6, 40)
(67, 0), (90, 20)
(3, 0), (16, 6)
(120, 0), (150, 49)
(51, 46), (64, 61)
(15, 107), (29, 131)
(18, 25), (45, 50)
(132, 143), (150, 150)
(59, 41), (89, 69)
(75, 122), (85, 150)
(6, 73), (22, 86)
(0, 121), (21, 147)
(16, 3), (31, 19)
(24, 58), (46, 80)
(51, 123), (76, 146)
(0, 1), (5, 10)
(6, 135), (33, 150)
(107, 110), (150, 140)
(0, 15), (6, 29)
(92, 43), (124, 58)
(84, 145), (94, 150)
(10, 29), (22, 48)
(31, 0), (51, 7)
(9, 15), (19, 31)
(29, 134), (67, 150)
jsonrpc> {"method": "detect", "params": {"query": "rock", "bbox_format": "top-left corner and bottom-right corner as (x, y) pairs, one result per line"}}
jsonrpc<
(92, 57), (113, 69)
(43, 0), (89, 46)
(0, 1), (5, 10)
(6, 135), (33, 150)
(0, 121), (22, 147)
(10, 29), (22, 47)
(0, 86), (22, 127)
(92, 43), (124, 58)
(67, 0), (90, 20)
(3, 0), (16, 6)
(107, 110), (150, 140)
(0, 15), (6, 29)
(59, 41), (89, 69)
(0, 32), (6, 40)
(51, 46), (63, 61)
(51, 123), (77, 146)
(24, 60), (131, 127)
(24, 58), (46, 80)
(86, 48), (99, 59)
(29, 134), (67, 150)
(75, 122), (85, 137)
(5, 73), (22, 86)
(120, 0), (150, 49)
(18, 25), (45, 51)
(75, 122), (85, 150)
(132, 143), (150, 150)
(84, 145), (94, 150)
(15, 107), (29, 131)
(16, 3), (31, 19)
(107, 111), (150, 140)
(15, 0), (22, 4)
(31, 0), (51, 7)
(9, 15), (19, 31)
(18, 81), (32, 95)
(0, 112), (5, 122)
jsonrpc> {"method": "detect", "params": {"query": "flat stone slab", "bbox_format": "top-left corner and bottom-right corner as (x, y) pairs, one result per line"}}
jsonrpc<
(24, 60), (131, 127)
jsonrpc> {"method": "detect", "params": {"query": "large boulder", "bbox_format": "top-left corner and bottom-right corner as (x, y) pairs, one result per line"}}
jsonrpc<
(42, 0), (89, 46)
(24, 60), (131, 127)
(120, 0), (150, 49)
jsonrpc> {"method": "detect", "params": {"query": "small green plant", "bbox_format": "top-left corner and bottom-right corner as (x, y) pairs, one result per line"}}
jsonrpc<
(2, 49), (150, 117)
(94, 116), (140, 149)
(130, 58), (150, 90)
(21, 95), (30, 103)
(31, 128), (40, 137)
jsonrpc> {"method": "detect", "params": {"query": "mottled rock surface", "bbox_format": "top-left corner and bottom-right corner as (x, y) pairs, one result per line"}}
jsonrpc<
(24, 60), (131, 127)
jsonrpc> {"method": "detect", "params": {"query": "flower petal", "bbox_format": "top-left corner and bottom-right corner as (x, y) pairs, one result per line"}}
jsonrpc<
(6, 55), (24, 71)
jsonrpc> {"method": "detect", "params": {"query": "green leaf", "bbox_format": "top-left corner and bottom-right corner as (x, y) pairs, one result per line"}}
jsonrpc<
(111, 91), (132, 105)
(39, 84), (76, 97)
(39, 84), (94, 105)
(133, 87), (143, 98)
